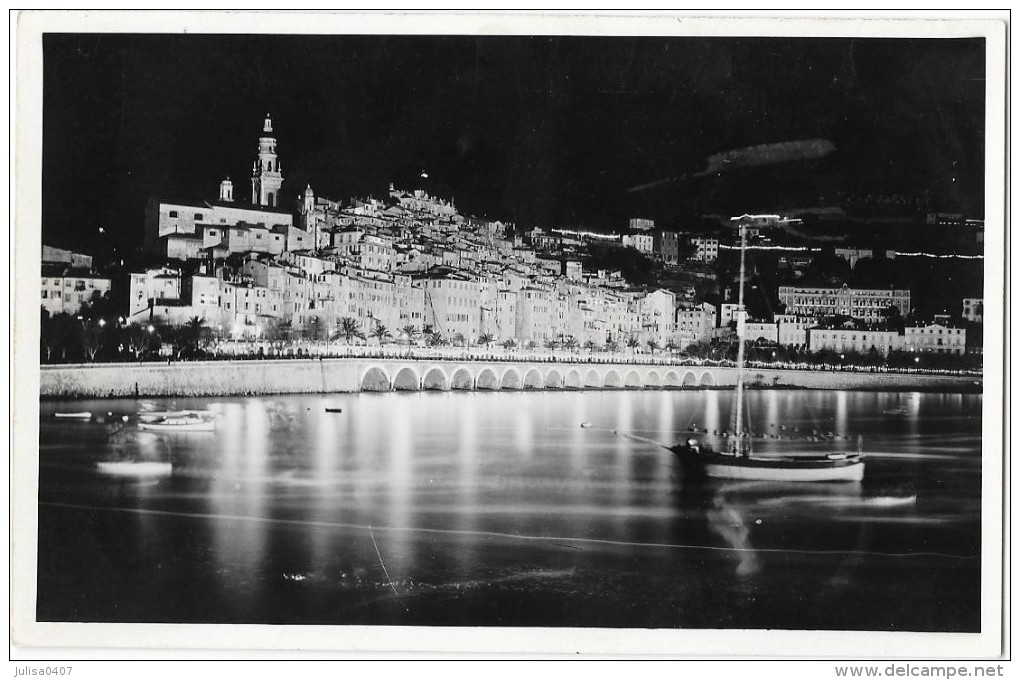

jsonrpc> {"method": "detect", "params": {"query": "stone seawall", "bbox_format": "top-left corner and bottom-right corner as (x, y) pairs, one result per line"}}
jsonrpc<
(746, 368), (978, 392)
(39, 359), (981, 398)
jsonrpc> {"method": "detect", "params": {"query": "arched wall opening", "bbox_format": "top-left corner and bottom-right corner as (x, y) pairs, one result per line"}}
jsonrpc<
(524, 368), (543, 389)
(476, 368), (499, 390)
(361, 366), (391, 391)
(422, 367), (449, 391)
(451, 368), (474, 390)
(392, 367), (420, 391)
(500, 368), (522, 390)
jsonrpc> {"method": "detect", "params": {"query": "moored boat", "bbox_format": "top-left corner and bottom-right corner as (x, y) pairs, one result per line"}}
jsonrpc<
(138, 415), (215, 432)
(96, 460), (173, 477)
(672, 438), (865, 482)
(671, 215), (866, 484)
(54, 412), (92, 419)
(138, 409), (215, 421)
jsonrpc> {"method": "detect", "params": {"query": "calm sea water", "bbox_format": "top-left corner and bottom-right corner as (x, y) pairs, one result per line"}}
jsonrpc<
(37, 389), (982, 631)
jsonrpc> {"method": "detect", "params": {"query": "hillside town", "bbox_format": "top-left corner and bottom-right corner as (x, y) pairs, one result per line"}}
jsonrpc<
(40, 114), (984, 370)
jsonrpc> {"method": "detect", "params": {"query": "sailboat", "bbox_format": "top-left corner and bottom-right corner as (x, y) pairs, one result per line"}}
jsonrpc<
(670, 215), (865, 483)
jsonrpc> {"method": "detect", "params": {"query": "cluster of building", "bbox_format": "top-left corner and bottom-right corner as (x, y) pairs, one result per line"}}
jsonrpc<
(40, 245), (112, 317)
(40, 113), (982, 360)
(123, 116), (695, 350)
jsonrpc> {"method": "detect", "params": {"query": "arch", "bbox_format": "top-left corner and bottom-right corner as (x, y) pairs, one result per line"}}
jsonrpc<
(422, 366), (449, 391)
(645, 371), (661, 388)
(545, 369), (563, 389)
(682, 371), (698, 387)
(564, 369), (582, 389)
(604, 370), (622, 388)
(664, 371), (681, 388)
(624, 370), (642, 388)
(476, 368), (499, 390)
(584, 369), (601, 388)
(500, 367), (522, 390)
(361, 366), (391, 392)
(393, 366), (420, 391)
(523, 368), (543, 389)
(450, 367), (474, 390)
(700, 371), (716, 387)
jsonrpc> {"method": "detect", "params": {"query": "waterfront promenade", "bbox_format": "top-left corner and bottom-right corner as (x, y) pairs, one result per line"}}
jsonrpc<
(39, 355), (981, 398)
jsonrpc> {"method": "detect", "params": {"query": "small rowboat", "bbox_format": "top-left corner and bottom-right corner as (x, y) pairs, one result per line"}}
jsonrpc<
(138, 415), (215, 432)
(96, 461), (173, 477)
(55, 412), (92, 419)
(138, 410), (214, 421)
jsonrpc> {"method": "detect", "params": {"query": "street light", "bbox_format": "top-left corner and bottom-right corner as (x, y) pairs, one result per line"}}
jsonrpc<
(98, 318), (106, 327)
(147, 325), (155, 333)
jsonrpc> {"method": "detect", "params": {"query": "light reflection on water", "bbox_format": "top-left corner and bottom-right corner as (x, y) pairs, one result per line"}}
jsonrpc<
(37, 389), (982, 630)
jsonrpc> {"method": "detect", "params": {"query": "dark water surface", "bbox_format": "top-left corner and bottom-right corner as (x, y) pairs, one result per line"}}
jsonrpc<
(37, 390), (982, 631)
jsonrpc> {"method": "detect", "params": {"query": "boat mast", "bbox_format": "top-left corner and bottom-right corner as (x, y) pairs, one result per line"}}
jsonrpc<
(733, 217), (747, 455)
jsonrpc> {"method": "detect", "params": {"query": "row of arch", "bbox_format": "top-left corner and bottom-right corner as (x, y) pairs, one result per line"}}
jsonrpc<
(359, 365), (718, 392)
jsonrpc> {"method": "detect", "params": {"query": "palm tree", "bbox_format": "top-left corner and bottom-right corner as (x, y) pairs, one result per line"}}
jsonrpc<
(584, 339), (597, 355)
(605, 339), (620, 354)
(400, 324), (419, 356)
(333, 317), (365, 345)
(646, 339), (659, 354)
(453, 332), (466, 347)
(626, 336), (641, 355)
(563, 337), (579, 353)
(181, 316), (206, 357)
(543, 338), (559, 352)
(477, 333), (495, 349)
(501, 338), (517, 351)
(427, 330), (446, 347)
(370, 321), (392, 345)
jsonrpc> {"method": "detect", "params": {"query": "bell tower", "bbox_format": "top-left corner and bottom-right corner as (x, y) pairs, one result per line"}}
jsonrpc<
(251, 113), (283, 208)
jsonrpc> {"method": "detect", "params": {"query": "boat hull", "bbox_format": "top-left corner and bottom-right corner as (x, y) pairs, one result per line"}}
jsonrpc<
(674, 448), (865, 483)
(96, 461), (173, 476)
(702, 458), (865, 482)
(54, 412), (91, 419)
(138, 421), (215, 432)
(138, 410), (214, 421)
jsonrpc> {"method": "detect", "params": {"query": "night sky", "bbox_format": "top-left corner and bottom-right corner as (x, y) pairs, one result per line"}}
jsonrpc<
(42, 33), (986, 253)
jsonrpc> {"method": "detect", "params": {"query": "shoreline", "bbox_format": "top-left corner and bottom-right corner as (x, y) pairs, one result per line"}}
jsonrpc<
(38, 358), (983, 399)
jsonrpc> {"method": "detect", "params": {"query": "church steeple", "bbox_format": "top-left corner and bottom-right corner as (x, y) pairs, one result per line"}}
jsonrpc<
(251, 113), (283, 208)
